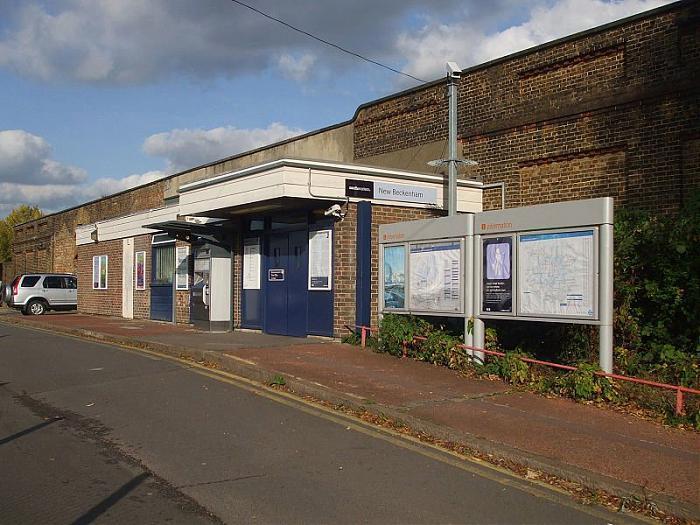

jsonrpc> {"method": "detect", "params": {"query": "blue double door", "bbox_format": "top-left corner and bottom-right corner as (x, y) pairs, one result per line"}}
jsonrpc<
(264, 231), (308, 336)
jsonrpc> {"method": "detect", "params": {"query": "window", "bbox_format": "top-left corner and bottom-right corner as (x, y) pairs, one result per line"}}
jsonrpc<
(152, 245), (175, 285)
(65, 277), (77, 289)
(43, 276), (64, 289)
(21, 276), (40, 288)
(248, 218), (264, 232)
(92, 255), (108, 289)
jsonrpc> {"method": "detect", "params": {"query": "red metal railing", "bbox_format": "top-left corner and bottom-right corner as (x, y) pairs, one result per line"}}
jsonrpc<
(347, 325), (700, 415)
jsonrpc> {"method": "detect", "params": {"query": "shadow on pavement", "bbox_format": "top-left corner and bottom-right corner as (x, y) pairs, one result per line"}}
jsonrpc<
(70, 472), (149, 525)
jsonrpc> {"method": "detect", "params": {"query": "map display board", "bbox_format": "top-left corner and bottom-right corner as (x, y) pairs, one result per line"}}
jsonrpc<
(482, 236), (513, 313)
(409, 241), (461, 312)
(383, 245), (406, 309)
(518, 230), (595, 318)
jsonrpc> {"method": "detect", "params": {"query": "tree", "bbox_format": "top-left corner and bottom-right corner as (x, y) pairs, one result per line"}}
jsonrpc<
(0, 205), (43, 262)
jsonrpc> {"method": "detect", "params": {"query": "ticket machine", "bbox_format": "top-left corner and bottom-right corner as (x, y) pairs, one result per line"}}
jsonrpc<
(190, 243), (231, 331)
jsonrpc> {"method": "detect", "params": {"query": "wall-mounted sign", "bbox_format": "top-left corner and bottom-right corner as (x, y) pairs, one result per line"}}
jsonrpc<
(345, 179), (374, 198)
(482, 236), (513, 313)
(268, 269), (285, 281)
(176, 246), (189, 290)
(409, 241), (462, 312)
(345, 179), (437, 205)
(243, 238), (261, 290)
(518, 230), (595, 318)
(135, 251), (146, 290)
(308, 229), (332, 290)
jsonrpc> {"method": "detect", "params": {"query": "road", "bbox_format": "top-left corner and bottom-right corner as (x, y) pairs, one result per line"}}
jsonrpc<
(0, 322), (639, 524)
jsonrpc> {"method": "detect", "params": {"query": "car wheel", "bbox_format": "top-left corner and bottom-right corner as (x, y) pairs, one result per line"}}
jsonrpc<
(27, 299), (46, 316)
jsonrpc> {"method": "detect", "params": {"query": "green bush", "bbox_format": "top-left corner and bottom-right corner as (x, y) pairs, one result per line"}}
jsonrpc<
(562, 363), (617, 402)
(377, 314), (431, 357)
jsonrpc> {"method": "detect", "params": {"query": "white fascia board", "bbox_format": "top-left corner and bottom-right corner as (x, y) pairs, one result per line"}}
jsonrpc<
(178, 158), (483, 193)
(75, 205), (180, 245)
(178, 162), (483, 216)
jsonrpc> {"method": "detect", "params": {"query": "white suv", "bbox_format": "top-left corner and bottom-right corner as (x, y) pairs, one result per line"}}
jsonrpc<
(7, 273), (78, 315)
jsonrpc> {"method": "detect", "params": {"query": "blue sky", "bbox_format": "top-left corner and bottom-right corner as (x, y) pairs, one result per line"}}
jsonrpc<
(0, 0), (672, 216)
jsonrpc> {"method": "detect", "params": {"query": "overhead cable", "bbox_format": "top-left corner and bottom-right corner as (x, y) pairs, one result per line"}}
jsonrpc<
(229, 0), (427, 84)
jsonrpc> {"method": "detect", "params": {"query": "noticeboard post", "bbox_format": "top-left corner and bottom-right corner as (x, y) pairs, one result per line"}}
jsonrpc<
(379, 197), (614, 373)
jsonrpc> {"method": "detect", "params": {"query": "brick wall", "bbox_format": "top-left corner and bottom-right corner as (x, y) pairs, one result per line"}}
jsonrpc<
(333, 203), (443, 336)
(354, 2), (700, 214)
(77, 239), (123, 317)
(10, 181), (165, 281)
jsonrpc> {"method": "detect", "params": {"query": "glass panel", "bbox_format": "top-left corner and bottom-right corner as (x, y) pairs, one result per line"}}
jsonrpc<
(153, 245), (175, 285)
(21, 276), (40, 287)
(44, 276), (63, 289)
(248, 219), (264, 231)
(65, 277), (77, 289)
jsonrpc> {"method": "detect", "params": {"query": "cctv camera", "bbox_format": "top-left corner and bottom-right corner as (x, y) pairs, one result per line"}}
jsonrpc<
(446, 61), (461, 79)
(324, 204), (342, 216)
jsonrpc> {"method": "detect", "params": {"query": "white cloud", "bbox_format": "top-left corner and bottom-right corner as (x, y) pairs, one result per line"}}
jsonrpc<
(0, 128), (166, 215)
(277, 53), (317, 82)
(0, 0), (467, 85)
(0, 129), (87, 185)
(143, 123), (305, 172)
(397, 0), (674, 80)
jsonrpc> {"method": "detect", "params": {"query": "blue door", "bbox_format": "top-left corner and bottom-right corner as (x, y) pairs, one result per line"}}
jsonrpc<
(264, 232), (308, 336)
(151, 243), (174, 322)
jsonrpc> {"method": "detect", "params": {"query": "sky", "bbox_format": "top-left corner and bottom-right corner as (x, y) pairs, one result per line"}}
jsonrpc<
(0, 0), (673, 217)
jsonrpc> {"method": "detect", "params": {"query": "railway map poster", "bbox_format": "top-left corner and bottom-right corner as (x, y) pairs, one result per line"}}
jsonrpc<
(482, 236), (512, 313)
(243, 239), (261, 290)
(409, 241), (461, 312)
(518, 230), (595, 318)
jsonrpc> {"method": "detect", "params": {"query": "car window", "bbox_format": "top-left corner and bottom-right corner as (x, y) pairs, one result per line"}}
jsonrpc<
(21, 276), (41, 287)
(64, 277), (77, 289)
(44, 276), (64, 289)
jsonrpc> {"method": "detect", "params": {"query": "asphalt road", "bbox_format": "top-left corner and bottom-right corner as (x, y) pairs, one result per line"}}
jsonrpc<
(0, 322), (640, 524)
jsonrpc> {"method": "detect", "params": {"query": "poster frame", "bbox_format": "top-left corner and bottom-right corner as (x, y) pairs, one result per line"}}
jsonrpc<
(514, 226), (599, 322)
(243, 237), (261, 290)
(308, 229), (333, 291)
(479, 234), (516, 317)
(175, 246), (189, 291)
(135, 251), (146, 290)
(380, 242), (408, 312)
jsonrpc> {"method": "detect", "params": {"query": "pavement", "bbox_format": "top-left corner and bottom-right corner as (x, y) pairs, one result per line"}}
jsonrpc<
(1, 309), (698, 520)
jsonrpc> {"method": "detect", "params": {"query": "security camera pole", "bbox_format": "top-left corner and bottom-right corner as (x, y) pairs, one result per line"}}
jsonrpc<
(430, 63), (475, 215)
(447, 61), (460, 216)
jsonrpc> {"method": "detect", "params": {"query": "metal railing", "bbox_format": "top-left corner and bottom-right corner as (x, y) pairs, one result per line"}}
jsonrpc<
(347, 325), (700, 416)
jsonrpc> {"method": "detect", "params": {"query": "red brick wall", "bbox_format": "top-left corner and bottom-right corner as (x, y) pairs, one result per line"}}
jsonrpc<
(77, 239), (123, 317)
(10, 181), (165, 281)
(354, 2), (700, 214)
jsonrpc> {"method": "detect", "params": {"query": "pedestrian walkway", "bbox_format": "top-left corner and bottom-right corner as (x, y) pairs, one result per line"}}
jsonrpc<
(1, 309), (697, 519)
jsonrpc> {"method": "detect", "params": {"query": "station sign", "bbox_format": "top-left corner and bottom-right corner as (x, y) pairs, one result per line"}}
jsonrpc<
(345, 179), (437, 205)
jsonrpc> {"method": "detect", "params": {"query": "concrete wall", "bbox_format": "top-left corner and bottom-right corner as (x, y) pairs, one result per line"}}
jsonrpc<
(163, 124), (354, 200)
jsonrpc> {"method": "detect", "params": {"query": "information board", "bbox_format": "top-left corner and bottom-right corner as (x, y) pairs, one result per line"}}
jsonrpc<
(308, 229), (332, 290)
(383, 245), (406, 309)
(409, 241), (461, 312)
(482, 236), (513, 313)
(243, 239), (261, 290)
(175, 246), (189, 290)
(518, 230), (595, 318)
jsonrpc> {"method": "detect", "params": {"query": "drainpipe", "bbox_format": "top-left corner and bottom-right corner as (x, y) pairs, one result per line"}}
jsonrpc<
(481, 182), (506, 209)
